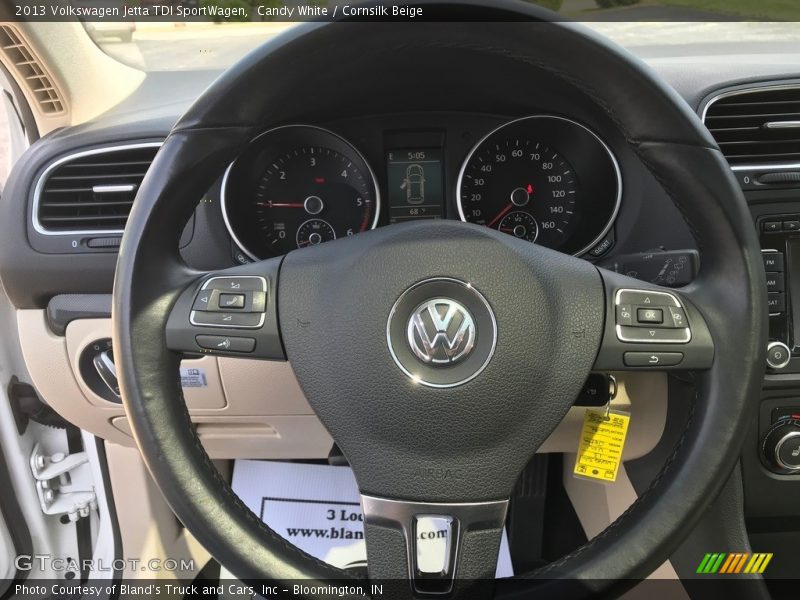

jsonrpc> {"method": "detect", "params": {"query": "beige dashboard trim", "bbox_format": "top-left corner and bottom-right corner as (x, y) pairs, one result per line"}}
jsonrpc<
(17, 311), (332, 458)
(1, 22), (146, 133)
(18, 311), (667, 460)
(105, 442), (211, 582)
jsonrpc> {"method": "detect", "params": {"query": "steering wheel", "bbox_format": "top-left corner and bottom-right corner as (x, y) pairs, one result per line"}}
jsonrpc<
(113, 3), (766, 598)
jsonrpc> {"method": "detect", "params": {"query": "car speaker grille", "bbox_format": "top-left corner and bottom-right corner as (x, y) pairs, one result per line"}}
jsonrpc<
(36, 144), (161, 233)
(0, 25), (64, 114)
(704, 85), (800, 166)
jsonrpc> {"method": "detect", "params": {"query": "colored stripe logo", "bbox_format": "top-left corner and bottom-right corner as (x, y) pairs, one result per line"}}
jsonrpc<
(696, 553), (773, 574)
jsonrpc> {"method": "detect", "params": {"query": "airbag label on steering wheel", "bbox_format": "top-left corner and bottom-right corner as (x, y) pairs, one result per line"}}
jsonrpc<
(573, 409), (630, 483)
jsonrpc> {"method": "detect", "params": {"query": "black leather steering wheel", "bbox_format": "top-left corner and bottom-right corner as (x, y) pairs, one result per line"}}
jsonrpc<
(113, 2), (767, 598)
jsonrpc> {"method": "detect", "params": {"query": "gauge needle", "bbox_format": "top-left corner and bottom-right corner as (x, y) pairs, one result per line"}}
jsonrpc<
(487, 203), (514, 228)
(257, 202), (305, 208)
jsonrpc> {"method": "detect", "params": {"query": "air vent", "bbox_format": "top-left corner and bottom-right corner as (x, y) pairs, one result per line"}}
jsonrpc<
(0, 25), (64, 114)
(704, 85), (800, 166)
(35, 144), (161, 234)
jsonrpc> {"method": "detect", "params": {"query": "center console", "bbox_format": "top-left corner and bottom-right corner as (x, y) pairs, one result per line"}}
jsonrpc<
(751, 209), (800, 479)
(700, 81), (800, 581)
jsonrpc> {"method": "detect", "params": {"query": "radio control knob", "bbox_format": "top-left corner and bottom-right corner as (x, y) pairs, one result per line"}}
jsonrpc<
(763, 418), (800, 473)
(766, 341), (791, 370)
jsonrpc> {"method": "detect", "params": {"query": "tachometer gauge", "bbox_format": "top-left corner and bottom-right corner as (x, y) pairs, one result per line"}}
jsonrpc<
(252, 146), (373, 255)
(222, 125), (380, 259)
(457, 116), (621, 255)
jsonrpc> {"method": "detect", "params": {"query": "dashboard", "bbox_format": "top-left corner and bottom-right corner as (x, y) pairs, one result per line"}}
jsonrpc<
(221, 115), (621, 259)
(1, 29), (800, 585)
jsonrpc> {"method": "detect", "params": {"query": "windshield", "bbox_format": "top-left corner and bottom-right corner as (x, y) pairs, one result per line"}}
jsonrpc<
(82, 4), (800, 72)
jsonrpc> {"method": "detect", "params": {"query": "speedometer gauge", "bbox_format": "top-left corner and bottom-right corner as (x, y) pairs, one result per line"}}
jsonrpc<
(457, 115), (621, 255)
(461, 142), (578, 248)
(222, 125), (380, 259)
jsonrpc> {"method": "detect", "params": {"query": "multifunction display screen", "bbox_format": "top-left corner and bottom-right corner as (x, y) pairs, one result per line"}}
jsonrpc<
(386, 149), (444, 222)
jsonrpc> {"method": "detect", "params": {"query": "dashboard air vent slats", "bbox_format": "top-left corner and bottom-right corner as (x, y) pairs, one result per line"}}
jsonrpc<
(704, 86), (800, 166)
(0, 25), (64, 114)
(36, 145), (160, 233)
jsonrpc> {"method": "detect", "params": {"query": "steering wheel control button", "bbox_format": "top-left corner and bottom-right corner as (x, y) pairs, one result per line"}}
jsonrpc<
(387, 278), (497, 388)
(190, 275), (268, 329)
(250, 291), (267, 312)
(205, 276), (266, 292)
(617, 326), (691, 343)
(665, 306), (687, 328)
(414, 515), (454, 576)
(762, 252), (784, 272)
(617, 289), (680, 307)
(219, 293), (246, 309)
(195, 335), (255, 353)
(766, 341), (792, 370)
(636, 307), (663, 324)
(614, 289), (691, 343)
(167, 262), (284, 360)
(763, 220), (782, 233)
(616, 304), (633, 326)
(191, 311), (264, 328)
(624, 352), (683, 367)
(192, 289), (214, 311)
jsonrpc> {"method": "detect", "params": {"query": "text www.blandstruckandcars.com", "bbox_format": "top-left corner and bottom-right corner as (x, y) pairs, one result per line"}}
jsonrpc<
(285, 527), (448, 540)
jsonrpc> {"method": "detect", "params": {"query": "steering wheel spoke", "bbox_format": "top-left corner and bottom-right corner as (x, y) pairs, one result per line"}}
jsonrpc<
(593, 267), (714, 372)
(361, 494), (508, 598)
(164, 258), (285, 360)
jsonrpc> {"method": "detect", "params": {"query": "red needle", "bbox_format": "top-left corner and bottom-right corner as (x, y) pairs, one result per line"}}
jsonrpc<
(487, 203), (514, 228)
(256, 202), (305, 208)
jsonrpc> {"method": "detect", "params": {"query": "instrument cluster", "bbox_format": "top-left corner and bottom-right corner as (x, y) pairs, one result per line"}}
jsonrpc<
(221, 116), (622, 260)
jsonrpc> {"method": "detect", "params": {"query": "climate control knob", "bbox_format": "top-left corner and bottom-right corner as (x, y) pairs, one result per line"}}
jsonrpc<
(762, 418), (800, 473)
(766, 341), (791, 370)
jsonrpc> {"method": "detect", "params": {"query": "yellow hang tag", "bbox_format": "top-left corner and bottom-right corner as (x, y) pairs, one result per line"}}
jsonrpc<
(573, 408), (630, 483)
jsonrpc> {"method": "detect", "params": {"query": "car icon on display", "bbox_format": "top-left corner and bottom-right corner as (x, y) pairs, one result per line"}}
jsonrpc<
(401, 164), (426, 204)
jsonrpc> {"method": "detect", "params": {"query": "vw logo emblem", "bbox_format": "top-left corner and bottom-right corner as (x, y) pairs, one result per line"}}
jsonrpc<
(387, 278), (497, 388)
(407, 299), (476, 365)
